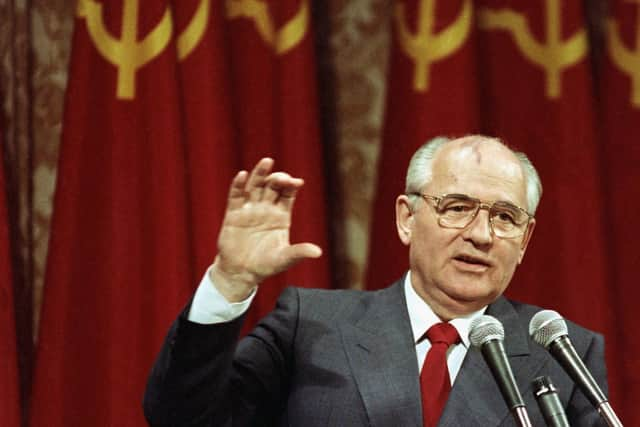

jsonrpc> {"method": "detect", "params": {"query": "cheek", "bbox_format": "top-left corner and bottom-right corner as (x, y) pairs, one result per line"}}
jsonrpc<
(495, 246), (523, 277)
(410, 230), (442, 264)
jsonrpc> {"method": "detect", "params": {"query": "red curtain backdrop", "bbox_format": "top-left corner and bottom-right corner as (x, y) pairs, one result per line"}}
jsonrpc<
(599, 0), (640, 418)
(0, 130), (21, 427)
(368, 0), (637, 424)
(29, 0), (331, 425)
(223, 0), (332, 328)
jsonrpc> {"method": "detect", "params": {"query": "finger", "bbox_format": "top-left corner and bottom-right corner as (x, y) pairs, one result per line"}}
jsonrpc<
(227, 170), (249, 210)
(276, 178), (304, 211)
(262, 176), (281, 203)
(281, 243), (323, 267)
(245, 158), (274, 202)
(263, 172), (303, 203)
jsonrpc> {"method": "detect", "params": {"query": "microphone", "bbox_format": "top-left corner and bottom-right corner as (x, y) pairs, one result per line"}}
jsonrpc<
(529, 310), (623, 427)
(532, 376), (569, 427)
(469, 315), (532, 427)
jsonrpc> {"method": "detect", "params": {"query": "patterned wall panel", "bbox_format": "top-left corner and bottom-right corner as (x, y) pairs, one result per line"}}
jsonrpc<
(327, 0), (390, 289)
(30, 0), (74, 336)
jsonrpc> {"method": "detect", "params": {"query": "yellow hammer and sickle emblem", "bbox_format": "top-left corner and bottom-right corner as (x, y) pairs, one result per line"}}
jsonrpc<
(478, 0), (587, 99)
(394, 0), (472, 92)
(77, 0), (210, 100)
(225, 0), (309, 55)
(607, 0), (640, 108)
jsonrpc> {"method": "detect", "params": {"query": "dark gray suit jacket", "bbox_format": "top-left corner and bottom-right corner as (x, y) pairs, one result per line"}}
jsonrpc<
(144, 280), (608, 426)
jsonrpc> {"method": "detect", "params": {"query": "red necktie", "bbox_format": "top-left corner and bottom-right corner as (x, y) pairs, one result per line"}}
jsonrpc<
(420, 322), (461, 427)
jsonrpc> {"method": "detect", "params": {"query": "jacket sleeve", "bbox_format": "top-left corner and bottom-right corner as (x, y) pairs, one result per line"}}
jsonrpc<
(143, 287), (301, 427)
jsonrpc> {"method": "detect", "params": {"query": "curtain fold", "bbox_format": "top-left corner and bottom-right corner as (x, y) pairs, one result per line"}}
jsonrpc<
(0, 128), (21, 427)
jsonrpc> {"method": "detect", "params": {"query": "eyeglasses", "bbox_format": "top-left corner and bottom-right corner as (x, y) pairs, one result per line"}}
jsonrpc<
(408, 193), (533, 239)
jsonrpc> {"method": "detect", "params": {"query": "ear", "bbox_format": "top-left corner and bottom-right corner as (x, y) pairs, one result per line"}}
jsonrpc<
(396, 195), (414, 246)
(517, 218), (536, 264)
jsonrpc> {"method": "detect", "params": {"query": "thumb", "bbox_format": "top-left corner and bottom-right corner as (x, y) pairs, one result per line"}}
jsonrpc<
(281, 243), (323, 267)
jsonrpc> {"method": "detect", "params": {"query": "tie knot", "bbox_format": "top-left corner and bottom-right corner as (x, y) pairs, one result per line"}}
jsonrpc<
(426, 322), (460, 346)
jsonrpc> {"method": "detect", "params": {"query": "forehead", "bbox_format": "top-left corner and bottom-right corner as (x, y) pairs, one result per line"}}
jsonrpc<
(426, 140), (528, 205)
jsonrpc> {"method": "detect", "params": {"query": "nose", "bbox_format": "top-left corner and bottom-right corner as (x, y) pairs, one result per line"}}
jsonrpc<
(461, 206), (493, 246)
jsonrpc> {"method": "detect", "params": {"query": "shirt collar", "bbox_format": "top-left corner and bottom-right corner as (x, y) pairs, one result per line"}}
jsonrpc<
(403, 273), (487, 348)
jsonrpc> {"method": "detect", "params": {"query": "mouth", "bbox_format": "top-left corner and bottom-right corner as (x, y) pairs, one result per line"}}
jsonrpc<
(452, 254), (492, 270)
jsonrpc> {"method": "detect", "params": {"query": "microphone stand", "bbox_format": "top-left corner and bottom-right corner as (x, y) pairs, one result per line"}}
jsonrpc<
(549, 336), (624, 427)
(532, 376), (569, 427)
(513, 406), (532, 427)
(597, 402), (623, 427)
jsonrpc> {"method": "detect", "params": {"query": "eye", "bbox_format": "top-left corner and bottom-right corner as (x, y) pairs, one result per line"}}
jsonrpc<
(448, 204), (471, 212)
(491, 204), (523, 225)
(440, 201), (475, 214)
(495, 211), (517, 224)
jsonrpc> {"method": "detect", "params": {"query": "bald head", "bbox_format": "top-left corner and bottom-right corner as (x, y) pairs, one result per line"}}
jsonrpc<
(405, 135), (542, 214)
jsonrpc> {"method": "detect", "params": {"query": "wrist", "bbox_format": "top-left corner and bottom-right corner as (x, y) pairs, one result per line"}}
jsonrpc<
(210, 257), (258, 303)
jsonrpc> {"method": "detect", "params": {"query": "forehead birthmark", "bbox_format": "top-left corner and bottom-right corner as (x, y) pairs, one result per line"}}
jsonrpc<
(459, 139), (484, 164)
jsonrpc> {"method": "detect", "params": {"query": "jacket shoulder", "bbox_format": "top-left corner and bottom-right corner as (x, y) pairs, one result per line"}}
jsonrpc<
(506, 299), (605, 351)
(277, 282), (404, 323)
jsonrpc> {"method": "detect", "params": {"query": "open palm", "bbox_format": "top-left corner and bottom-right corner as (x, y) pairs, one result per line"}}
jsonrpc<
(212, 158), (322, 301)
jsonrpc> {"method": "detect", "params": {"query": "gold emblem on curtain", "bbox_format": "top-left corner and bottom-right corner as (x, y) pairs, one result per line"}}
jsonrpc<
(225, 0), (309, 55)
(478, 0), (587, 99)
(394, 0), (473, 92)
(77, 0), (210, 100)
(607, 3), (640, 108)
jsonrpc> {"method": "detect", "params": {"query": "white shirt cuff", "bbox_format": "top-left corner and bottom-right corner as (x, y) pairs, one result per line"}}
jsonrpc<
(187, 267), (256, 324)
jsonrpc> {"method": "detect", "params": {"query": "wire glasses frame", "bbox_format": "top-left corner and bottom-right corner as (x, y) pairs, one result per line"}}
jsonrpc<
(408, 193), (534, 239)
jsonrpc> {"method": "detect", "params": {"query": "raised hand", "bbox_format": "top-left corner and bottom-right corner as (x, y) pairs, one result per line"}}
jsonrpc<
(210, 158), (322, 302)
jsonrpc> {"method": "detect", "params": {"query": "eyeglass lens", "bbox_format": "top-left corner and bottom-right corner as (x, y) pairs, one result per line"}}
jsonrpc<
(435, 195), (528, 237)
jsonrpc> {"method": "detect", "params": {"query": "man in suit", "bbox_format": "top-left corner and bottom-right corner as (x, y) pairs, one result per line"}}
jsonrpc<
(144, 135), (609, 426)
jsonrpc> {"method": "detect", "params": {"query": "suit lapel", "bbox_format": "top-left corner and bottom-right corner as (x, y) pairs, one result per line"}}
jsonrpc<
(340, 280), (423, 427)
(438, 297), (546, 426)
(339, 288), (549, 427)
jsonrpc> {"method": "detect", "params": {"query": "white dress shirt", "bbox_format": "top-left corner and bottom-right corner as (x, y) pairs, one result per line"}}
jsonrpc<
(403, 274), (486, 383)
(188, 268), (256, 324)
(188, 269), (486, 385)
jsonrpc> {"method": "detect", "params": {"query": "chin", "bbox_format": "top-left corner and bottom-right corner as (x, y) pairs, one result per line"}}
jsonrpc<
(442, 282), (498, 306)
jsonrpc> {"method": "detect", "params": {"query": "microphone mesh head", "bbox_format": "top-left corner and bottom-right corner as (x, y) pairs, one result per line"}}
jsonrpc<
(469, 315), (504, 347)
(529, 310), (568, 348)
